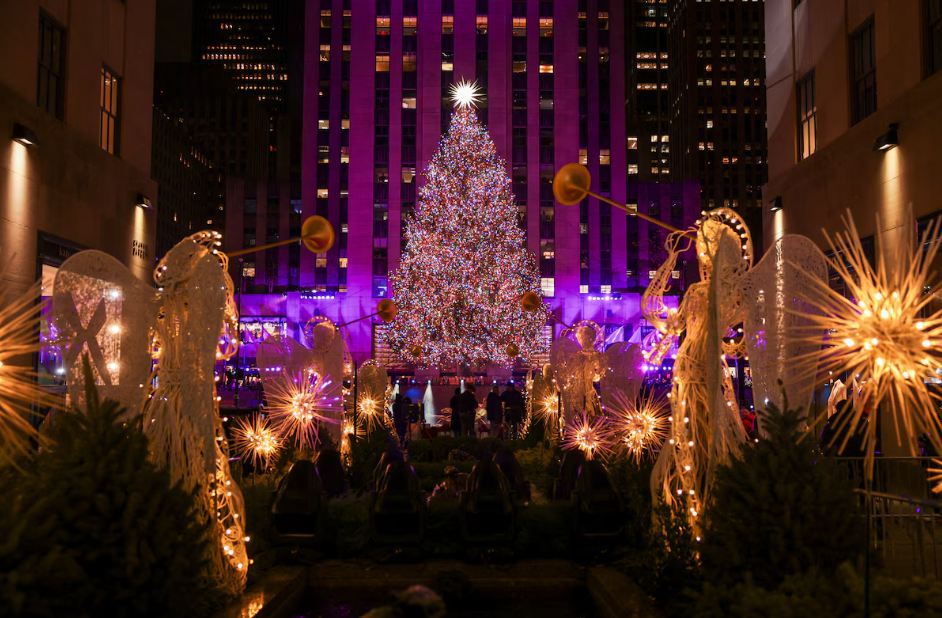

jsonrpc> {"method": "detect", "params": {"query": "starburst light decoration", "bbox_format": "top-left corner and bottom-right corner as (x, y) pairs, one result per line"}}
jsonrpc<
(385, 86), (545, 366)
(610, 390), (669, 464)
(930, 460), (942, 494)
(561, 410), (616, 461)
(232, 414), (281, 470)
(449, 79), (484, 109)
(266, 369), (341, 449)
(789, 211), (942, 476)
(0, 258), (53, 466)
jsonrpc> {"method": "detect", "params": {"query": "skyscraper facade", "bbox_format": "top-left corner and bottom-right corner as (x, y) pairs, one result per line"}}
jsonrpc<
(230, 0), (700, 367)
(667, 0), (768, 249)
(194, 0), (291, 115)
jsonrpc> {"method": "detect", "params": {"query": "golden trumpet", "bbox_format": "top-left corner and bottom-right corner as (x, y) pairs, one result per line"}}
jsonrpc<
(553, 164), (694, 239)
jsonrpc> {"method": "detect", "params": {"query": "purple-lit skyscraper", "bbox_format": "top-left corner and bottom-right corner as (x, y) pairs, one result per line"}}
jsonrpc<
(230, 0), (699, 368)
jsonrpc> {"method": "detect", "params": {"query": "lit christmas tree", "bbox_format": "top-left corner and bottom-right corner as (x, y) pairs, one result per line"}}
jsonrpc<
(385, 81), (546, 367)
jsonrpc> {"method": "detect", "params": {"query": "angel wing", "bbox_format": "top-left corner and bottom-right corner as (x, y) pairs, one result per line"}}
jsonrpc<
(52, 251), (157, 416)
(600, 342), (644, 408)
(739, 235), (829, 415)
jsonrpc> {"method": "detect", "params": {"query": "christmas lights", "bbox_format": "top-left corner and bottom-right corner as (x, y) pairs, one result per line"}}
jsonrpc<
(232, 414), (281, 469)
(385, 88), (545, 366)
(790, 211), (942, 476)
(561, 409), (616, 461)
(610, 389), (668, 464)
(266, 369), (341, 449)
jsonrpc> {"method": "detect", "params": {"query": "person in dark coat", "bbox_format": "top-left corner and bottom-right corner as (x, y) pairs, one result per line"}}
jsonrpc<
(459, 384), (479, 437)
(449, 388), (462, 437)
(501, 382), (525, 440)
(486, 386), (503, 434)
(392, 394), (407, 445)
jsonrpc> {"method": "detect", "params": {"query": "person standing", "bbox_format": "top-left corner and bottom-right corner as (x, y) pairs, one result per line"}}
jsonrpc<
(459, 384), (479, 437)
(449, 387), (462, 437)
(486, 386), (503, 437)
(392, 394), (407, 446)
(501, 382), (525, 440)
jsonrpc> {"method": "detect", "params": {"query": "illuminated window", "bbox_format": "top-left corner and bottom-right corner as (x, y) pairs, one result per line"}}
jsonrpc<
(403, 16), (417, 35)
(599, 47), (609, 63)
(513, 60), (526, 73)
(513, 17), (526, 36)
(706, 120), (714, 129)
(375, 54), (390, 71)
(539, 64), (554, 74)
(797, 70), (816, 161)
(442, 15), (454, 34)
(598, 12), (609, 30)
(401, 166), (415, 183)
(403, 53), (416, 72)
(628, 164), (638, 174)
(339, 257), (348, 268)
(442, 52), (454, 71)
(651, 167), (659, 174)
(341, 118), (350, 129)
(601, 285), (611, 294)
(319, 44), (330, 62)
(318, 119), (329, 130)
(580, 285), (589, 294)
(402, 93), (416, 108)
(317, 189), (328, 198)
(539, 17), (553, 36)
(627, 137), (637, 150)
(698, 142), (705, 151)
(477, 15), (488, 34)
(599, 149), (611, 165)
(320, 9), (331, 28)
(579, 148), (588, 165)
(376, 16), (390, 35)
(316, 257), (327, 268)
(340, 147), (349, 163)
(99, 66), (119, 155)
(540, 277), (555, 297)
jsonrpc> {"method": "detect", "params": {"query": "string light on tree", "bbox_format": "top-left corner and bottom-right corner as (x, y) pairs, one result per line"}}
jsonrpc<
(385, 78), (545, 366)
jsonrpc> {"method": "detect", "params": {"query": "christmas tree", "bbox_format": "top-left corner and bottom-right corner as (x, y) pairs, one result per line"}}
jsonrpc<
(386, 81), (546, 367)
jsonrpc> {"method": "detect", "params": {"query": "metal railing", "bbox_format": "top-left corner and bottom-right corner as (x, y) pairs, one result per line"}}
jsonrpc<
(835, 457), (937, 499)
(855, 488), (942, 580)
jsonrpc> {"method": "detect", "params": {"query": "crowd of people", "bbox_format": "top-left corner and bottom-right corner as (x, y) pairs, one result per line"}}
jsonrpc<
(441, 382), (526, 440)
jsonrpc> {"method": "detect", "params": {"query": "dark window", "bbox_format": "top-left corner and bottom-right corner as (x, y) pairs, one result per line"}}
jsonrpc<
(100, 66), (120, 154)
(37, 12), (64, 118)
(797, 71), (816, 160)
(849, 17), (876, 125)
(928, 0), (942, 75)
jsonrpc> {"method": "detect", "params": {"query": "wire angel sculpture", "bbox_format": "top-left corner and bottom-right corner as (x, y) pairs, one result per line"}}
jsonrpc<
(643, 209), (753, 531)
(52, 231), (249, 593)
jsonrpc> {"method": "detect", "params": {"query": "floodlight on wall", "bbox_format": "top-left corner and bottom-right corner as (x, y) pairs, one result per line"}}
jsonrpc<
(135, 194), (154, 210)
(769, 196), (783, 212)
(872, 123), (899, 152)
(12, 123), (38, 147)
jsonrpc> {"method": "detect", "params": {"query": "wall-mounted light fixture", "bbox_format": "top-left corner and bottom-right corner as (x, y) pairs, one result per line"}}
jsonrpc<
(135, 194), (154, 210)
(12, 123), (38, 147)
(769, 196), (783, 212)
(872, 123), (899, 152)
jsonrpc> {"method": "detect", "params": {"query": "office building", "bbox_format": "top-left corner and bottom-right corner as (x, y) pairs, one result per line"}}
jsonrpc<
(667, 0), (768, 248)
(763, 0), (942, 268)
(151, 105), (212, 256)
(0, 1), (158, 295)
